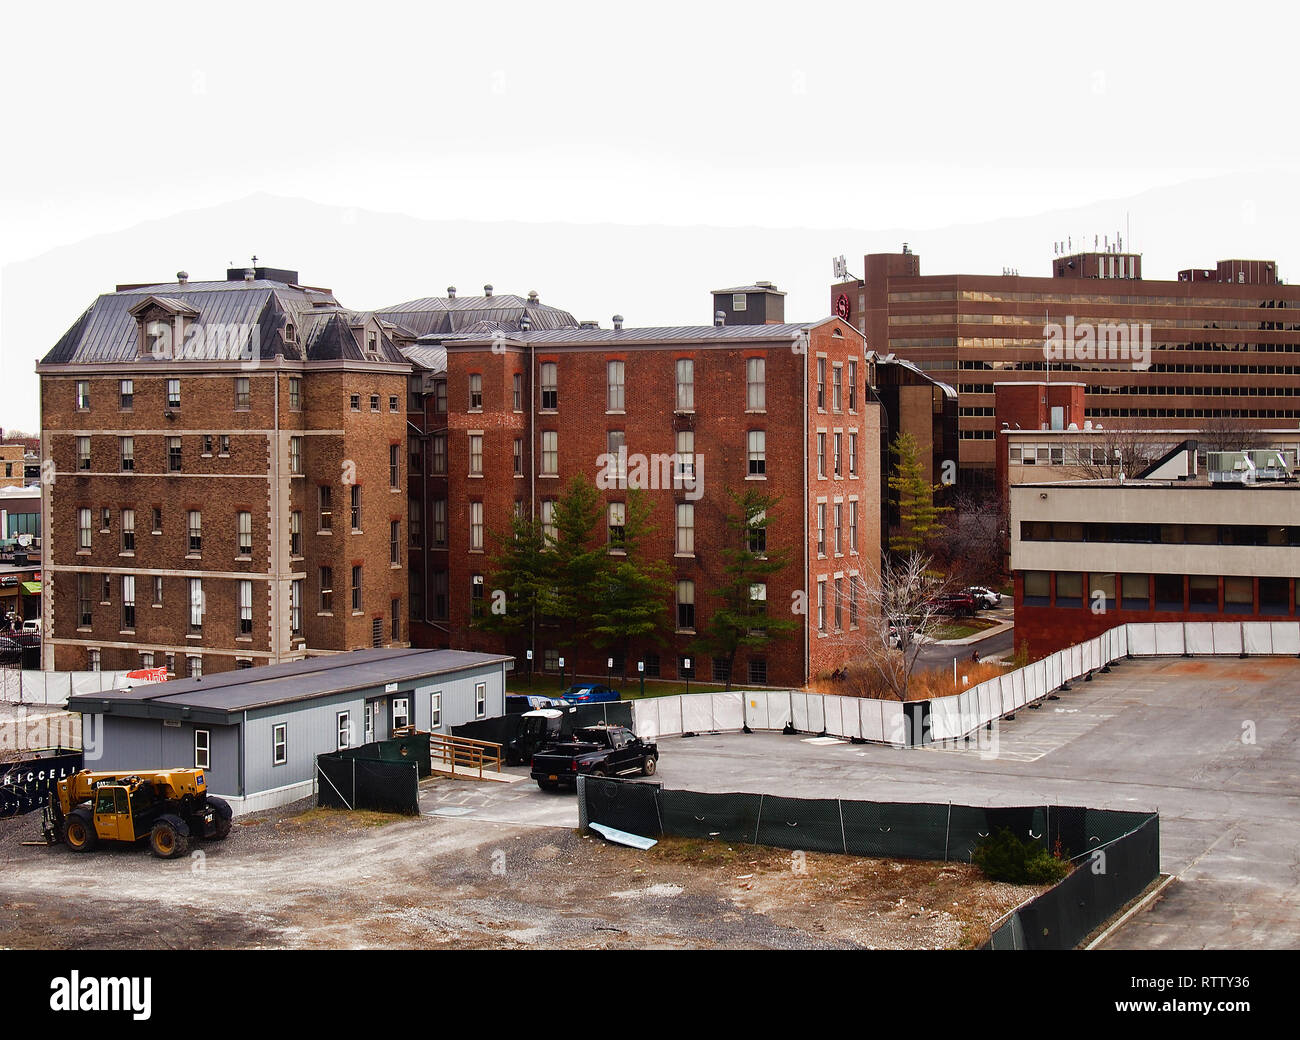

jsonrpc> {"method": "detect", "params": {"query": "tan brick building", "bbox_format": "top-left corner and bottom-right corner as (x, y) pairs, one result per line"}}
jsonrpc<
(38, 266), (410, 675)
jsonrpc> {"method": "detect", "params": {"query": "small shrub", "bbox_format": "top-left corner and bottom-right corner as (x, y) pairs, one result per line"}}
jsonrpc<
(972, 828), (1070, 885)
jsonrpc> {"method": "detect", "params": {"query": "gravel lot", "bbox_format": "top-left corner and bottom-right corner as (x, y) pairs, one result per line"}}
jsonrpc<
(0, 782), (1040, 950)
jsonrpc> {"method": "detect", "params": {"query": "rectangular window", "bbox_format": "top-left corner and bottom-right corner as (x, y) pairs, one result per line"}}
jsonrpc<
(817, 433), (826, 477)
(1225, 576), (1253, 615)
(431, 433), (447, 475)
(76, 380), (90, 410)
(675, 358), (694, 411)
(541, 431), (558, 476)
(290, 510), (302, 556)
(350, 485), (361, 530)
(389, 395), (398, 412)
(512, 372), (523, 411)
(391, 598), (400, 641)
(1121, 573), (1149, 611)
(121, 508), (135, 553)
(849, 500), (858, 551)
(194, 729), (210, 770)
(540, 363), (557, 409)
(389, 443), (400, 488)
(747, 430), (766, 477)
(470, 501), (483, 551)
(1023, 571), (1051, 607)
(120, 437), (134, 472)
(833, 503), (842, 555)
(289, 437), (302, 474)
(234, 377), (250, 410)
(77, 436), (91, 470)
(847, 359), (857, 411)
(513, 437), (524, 476)
(288, 377), (301, 410)
(237, 511), (252, 556)
(239, 579), (253, 634)
(152, 575), (163, 606)
(319, 567), (333, 612)
(433, 499), (447, 547)
(834, 577), (843, 630)
(816, 358), (826, 409)
(469, 373), (483, 410)
(1188, 574), (1217, 613)
(291, 579), (303, 634)
(606, 431), (626, 485)
(746, 357), (766, 410)
(101, 507), (110, 532)
(390, 520), (401, 564)
(469, 434), (483, 475)
(78, 507), (92, 549)
(608, 502), (626, 549)
(434, 380), (447, 414)
(392, 697), (410, 731)
(607, 360), (625, 411)
(675, 431), (694, 482)
(676, 502), (695, 554)
(748, 659), (767, 685)
(77, 574), (93, 627)
(1154, 574), (1183, 612)
(1055, 571), (1084, 608)
(189, 578), (203, 633)
(430, 691), (442, 729)
(849, 580), (859, 627)
(848, 432), (857, 476)
(676, 579), (696, 631)
(89, 649), (101, 672)
(151, 506), (162, 533)
(187, 510), (202, 554)
(817, 579), (826, 632)
(748, 511), (766, 556)
(318, 485), (332, 531)
(540, 500), (556, 543)
(273, 724), (287, 765)
(350, 393), (360, 411)
(337, 712), (350, 751)
(203, 434), (213, 456)
(832, 365), (842, 412)
(119, 379), (133, 410)
(351, 565), (362, 611)
(475, 682), (487, 719)
(370, 394), (380, 412)
(817, 503), (826, 556)
(167, 437), (182, 472)
(471, 573), (484, 617)
(187, 655), (202, 679)
(833, 433), (842, 477)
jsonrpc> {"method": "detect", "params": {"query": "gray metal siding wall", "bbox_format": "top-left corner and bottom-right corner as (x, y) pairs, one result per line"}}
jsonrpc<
(244, 690), (368, 796)
(91, 716), (240, 796)
(413, 664), (504, 731)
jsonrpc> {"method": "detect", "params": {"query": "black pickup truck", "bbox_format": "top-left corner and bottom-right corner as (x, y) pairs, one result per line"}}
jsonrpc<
(530, 724), (658, 791)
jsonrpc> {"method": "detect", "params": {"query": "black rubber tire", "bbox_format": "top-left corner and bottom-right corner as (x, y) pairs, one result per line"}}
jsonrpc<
(642, 755), (657, 777)
(62, 811), (97, 853)
(150, 819), (190, 859)
(536, 780), (559, 792)
(591, 767), (607, 778)
(206, 796), (233, 841)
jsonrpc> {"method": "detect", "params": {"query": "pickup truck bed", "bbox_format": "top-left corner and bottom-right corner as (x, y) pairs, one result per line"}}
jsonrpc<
(530, 725), (658, 791)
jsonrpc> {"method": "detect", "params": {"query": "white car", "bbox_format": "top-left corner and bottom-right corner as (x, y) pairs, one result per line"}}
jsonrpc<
(967, 587), (1002, 610)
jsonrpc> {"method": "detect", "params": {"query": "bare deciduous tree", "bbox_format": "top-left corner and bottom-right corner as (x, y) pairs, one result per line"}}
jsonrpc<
(1067, 429), (1172, 481)
(929, 487), (1006, 588)
(1196, 414), (1267, 455)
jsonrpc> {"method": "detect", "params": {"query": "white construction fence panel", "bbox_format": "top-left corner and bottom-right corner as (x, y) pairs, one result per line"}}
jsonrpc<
(681, 693), (715, 734)
(1127, 624), (1156, 656)
(1242, 622), (1274, 656)
(710, 692), (745, 731)
(1270, 623), (1300, 655)
(1211, 622), (1241, 655)
(1153, 623), (1185, 656)
(822, 695), (845, 739)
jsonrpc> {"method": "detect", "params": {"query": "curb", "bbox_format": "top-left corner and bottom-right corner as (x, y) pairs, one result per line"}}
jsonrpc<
(932, 619), (1015, 647)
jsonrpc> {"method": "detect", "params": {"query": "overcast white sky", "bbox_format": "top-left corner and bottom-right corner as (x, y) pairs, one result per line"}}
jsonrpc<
(2, 0), (1298, 429)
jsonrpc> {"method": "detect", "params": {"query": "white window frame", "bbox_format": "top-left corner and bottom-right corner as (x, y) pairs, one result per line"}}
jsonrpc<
(746, 357), (766, 410)
(272, 723), (287, 766)
(475, 682), (487, 719)
(337, 711), (351, 750)
(430, 691), (443, 729)
(675, 358), (694, 411)
(392, 696), (410, 731)
(194, 728), (210, 770)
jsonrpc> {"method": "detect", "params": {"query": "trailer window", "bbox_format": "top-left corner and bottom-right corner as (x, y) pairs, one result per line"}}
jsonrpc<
(272, 723), (287, 766)
(195, 729), (210, 769)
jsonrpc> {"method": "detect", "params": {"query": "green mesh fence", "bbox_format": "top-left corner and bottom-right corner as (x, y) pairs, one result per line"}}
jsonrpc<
(579, 778), (1159, 949)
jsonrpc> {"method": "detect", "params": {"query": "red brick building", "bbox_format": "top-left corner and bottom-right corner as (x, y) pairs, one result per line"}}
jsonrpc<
(833, 247), (1300, 489)
(426, 313), (881, 687)
(39, 266), (410, 675)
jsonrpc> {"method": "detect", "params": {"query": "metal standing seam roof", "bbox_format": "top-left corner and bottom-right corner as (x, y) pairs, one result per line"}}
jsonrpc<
(375, 293), (579, 338)
(439, 320), (851, 348)
(65, 648), (513, 720)
(42, 279), (409, 367)
(400, 344), (448, 373)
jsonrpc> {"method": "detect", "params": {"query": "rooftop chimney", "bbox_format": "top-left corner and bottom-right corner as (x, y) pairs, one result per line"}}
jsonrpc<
(612, 314), (624, 331)
(447, 285), (457, 299)
(579, 320), (600, 330)
(714, 310), (726, 327)
(177, 270), (189, 286)
(484, 284), (494, 298)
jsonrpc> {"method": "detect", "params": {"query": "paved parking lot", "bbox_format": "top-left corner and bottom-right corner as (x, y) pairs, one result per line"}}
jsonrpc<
(425, 655), (1300, 948)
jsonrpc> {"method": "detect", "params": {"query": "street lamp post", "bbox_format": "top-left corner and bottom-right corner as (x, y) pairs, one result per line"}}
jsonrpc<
(607, 656), (613, 688)
(559, 656), (565, 693)
(684, 657), (692, 698)
(526, 649), (533, 688)
(638, 660), (645, 697)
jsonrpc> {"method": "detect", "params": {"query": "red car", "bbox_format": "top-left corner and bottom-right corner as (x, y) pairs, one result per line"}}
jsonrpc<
(924, 593), (977, 618)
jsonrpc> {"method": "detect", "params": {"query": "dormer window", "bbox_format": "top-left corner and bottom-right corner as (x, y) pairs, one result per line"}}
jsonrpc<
(285, 322), (296, 345)
(129, 296), (199, 360)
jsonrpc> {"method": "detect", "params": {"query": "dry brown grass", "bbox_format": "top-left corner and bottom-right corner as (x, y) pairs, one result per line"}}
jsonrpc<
(810, 659), (1010, 702)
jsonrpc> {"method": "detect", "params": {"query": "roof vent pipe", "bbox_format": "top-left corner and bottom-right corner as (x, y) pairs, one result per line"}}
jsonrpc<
(484, 284), (494, 298)
(715, 310), (726, 327)
(520, 314), (531, 331)
(612, 314), (624, 331)
(528, 290), (539, 303)
(244, 268), (255, 282)
(447, 285), (457, 299)
(177, 270), (189, 286)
